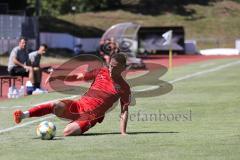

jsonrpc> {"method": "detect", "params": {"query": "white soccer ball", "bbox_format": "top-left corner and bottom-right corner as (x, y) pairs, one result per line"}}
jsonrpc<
(36, 121), (56, 140)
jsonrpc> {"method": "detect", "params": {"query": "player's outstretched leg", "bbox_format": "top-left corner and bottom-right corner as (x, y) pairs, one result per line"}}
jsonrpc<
(13, 101), (66, 124)
(63, 121), (86, 136)
(63, 117), (104, 136)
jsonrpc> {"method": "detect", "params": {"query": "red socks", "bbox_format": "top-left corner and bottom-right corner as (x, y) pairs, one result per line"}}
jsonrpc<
(28, 103), (54, 117)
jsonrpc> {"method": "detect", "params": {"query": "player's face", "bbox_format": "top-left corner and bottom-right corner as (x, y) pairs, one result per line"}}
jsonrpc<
(19, 39), (27, 49)
(109, 58), (125, 77)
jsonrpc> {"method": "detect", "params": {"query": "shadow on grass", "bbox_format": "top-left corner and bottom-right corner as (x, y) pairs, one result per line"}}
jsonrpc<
(83, 131), (179, 136)
(32, 136), (64, 140)
(32, 132), (179, 139)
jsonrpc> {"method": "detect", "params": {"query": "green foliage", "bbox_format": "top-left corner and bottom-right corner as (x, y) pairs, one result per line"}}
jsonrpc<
(39, 16), (104, 37)
(27, 0), (240, 16)
(27, 0), (121, 16)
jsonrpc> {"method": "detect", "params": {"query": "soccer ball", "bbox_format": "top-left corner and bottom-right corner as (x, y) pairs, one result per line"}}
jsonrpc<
(36, 121), (56, 140)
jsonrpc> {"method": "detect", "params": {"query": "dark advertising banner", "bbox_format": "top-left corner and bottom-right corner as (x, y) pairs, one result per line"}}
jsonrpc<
(138, 26), (185, 54)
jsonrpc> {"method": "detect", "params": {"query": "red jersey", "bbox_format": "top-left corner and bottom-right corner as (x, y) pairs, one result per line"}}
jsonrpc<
(77, 67), (131, 119)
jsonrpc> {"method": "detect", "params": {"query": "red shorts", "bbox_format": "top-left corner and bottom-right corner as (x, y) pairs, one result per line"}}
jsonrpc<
(59, 99), (106, 120)
(59, 99), (105, 134)
(57, 99), (83, 121)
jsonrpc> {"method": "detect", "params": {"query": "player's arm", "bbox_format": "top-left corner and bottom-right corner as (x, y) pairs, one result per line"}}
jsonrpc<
(13, 52), (32, 71)
(119, 87), (131, 136)
(28, 53), (34, 66)
(45, 69), (100, 84)
(120, 103), (129, 136)
(12, 51), (26, 68)
(70, 68), (100, 81)
(13, 57), (24, 67)
(45, 74), (81, 83)
(77, 68), (100, 81)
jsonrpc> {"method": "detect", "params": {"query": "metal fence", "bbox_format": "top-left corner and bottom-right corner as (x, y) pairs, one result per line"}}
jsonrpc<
(0, 15), (37, 54)
(194, 37), (237, 49)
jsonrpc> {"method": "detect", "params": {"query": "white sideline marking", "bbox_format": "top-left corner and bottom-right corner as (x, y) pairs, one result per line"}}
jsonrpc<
(0, 115), (54, 134)
(133, 60), (240, 92)
(0, 60), (240, 134)
(200, 62), (216, 68)
(0, 95), (78, 109)
(132, 85), (159, 92)
(169, 60), (240, 84)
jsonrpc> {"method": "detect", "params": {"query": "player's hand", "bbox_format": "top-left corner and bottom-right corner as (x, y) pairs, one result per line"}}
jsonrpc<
(33, 67), (40, 71)
(24, 65), (31, 71)
(77, 73), (84, 80)
(45, 71), (54, 84)
(121, 132), (128, 136)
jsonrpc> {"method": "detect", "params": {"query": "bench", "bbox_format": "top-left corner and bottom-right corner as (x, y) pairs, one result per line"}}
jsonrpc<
(0, 75), (24, 96)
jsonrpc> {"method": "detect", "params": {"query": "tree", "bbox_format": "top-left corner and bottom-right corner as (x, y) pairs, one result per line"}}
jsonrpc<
(27, 0), (122, 16)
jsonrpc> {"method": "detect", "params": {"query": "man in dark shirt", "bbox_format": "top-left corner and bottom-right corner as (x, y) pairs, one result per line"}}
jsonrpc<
(28, 44), (48, 88)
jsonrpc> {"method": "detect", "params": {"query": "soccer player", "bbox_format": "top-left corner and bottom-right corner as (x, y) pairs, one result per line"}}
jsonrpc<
(13, 53), (131, 136)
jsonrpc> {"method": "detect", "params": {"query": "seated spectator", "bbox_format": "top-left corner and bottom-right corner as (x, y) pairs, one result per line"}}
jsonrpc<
(28, 44), (49, 89)
(8, 37), (34, 84)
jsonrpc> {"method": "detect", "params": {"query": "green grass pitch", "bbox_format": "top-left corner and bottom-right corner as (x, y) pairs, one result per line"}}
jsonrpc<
(0, 58), (240, 160)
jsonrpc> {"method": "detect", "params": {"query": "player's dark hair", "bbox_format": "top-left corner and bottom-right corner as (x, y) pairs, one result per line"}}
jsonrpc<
(19, 36), (27, 42)
(40, 44), (48, 49)
(111, 53), (127, 66)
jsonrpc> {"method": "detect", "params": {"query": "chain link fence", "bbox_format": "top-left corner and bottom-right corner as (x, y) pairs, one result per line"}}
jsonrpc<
(0, 15), (37, 54)
(195, 37), (237, 49)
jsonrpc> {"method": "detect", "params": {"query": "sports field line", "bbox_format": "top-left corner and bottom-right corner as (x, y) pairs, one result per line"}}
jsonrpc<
(134, 60), (240, 92)
(169, 60), (240, 84)
(199, 62), (216, 68)
(0, 60), (240, 134)
(0, 115), (54, 134)
(0, 95), (78, 109)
